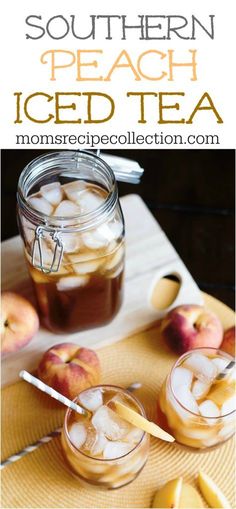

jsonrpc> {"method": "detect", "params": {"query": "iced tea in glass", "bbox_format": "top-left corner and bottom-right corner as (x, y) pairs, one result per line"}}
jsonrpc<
(61, 385), (149, 489)
(159, 348), (236, 449)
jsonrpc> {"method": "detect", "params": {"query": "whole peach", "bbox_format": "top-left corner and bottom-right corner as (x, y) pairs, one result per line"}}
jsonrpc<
(37, 343), (101, 399)
(161, 305), (223, 354)
(220, 326), (235, 357)
(1, 291), (39, 355)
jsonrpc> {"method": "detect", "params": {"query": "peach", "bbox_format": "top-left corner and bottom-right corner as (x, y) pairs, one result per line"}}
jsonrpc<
(198, 471), (231, 508)
(152, 478), (203, 508)
(1, 291), (39, 356)
(161, 305), (223, 354)
(152, 478), (183, 508)
(37, 343), (101, 399)
(220, 326), (235, 357)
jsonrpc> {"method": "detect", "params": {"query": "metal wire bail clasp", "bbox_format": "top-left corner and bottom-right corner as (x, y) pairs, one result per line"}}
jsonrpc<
(32, 226), (64, 274)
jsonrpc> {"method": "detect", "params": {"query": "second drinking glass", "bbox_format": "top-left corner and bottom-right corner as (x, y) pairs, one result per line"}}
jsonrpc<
(159, 347), (235, 450)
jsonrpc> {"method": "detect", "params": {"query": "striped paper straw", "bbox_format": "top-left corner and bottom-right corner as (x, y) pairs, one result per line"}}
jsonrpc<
(19, 370), (89, 416)
(216, 360), (235, 380)
(0, 379), (142, 470)
(0, 428), (62, 469)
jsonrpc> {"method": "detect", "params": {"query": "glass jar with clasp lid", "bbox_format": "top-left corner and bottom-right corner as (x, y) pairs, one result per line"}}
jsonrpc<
(17, 150), (129, 333)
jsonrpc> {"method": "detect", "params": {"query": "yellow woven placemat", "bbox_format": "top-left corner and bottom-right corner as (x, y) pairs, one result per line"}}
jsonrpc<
(1, 290), (235, 508)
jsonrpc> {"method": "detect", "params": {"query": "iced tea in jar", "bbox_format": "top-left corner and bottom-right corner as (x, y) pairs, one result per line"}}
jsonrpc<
(17, 151), (125, 333)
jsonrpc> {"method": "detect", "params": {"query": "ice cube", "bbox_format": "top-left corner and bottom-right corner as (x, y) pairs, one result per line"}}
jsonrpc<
(82, 230), (109, 250)
(202, 436), (218, 447)
(184, 353), (217, 383)
(107, 220), (123, 239)
(88, 463), (108, 475)
(63, 180), (86, 202)
(57, 275), (89, 291)
(79, 189), (104, 213)
(221, 396), (236, 416)
(91, 432), (108, 456)
(199, 400), (220, 425)
(61, 233), (81, 253)
(74, 260), (100, 275)
(69, 423), (87, 449)
(106, 240), (118, 254)
(53, 200), (80, 217)
(79, 389), (103, 412)
(96, 224), (115, 242)
(218, 424), (235, 439)
(212, 357), (229, 374)
(104, 245), (124, 271)
(173, 385), (199, 416)
(68, 251), (98, 263)
(107, 266), (124, 280)
(28, 196), (53, 216)
(81, 425), (97, 452)
(125, 427), (144, 444)
(120, 455), (145, 476)
(92, 405), (131, 440)
(192, 380), (210, 400)
(68, 252), (100, 274)
(103, 441), (132, 459)
(40, 182), (63, 206)
(184, 426), (216, 440)
(167, 389), (190, 422)
(171, 367), (193, 393)
(96, 221), (123, 243)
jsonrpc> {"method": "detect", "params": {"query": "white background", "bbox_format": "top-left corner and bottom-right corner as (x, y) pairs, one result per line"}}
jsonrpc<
(0, 0), (235, 148)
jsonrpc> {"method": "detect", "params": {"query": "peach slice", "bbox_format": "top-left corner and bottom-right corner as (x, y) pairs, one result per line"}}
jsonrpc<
(179, 483), (203, 508)
(153, 478), (205, 508)
(109, 400), (174, 442)
(152, 478), (183, 508)
(198, 471), (231, 508)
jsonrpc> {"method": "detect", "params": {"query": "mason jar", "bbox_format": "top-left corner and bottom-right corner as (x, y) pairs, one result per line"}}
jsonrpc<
(17, 151), (125, 333)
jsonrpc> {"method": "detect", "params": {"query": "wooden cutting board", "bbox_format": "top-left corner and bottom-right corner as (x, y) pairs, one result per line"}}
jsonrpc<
(1, 194), (203, 386)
